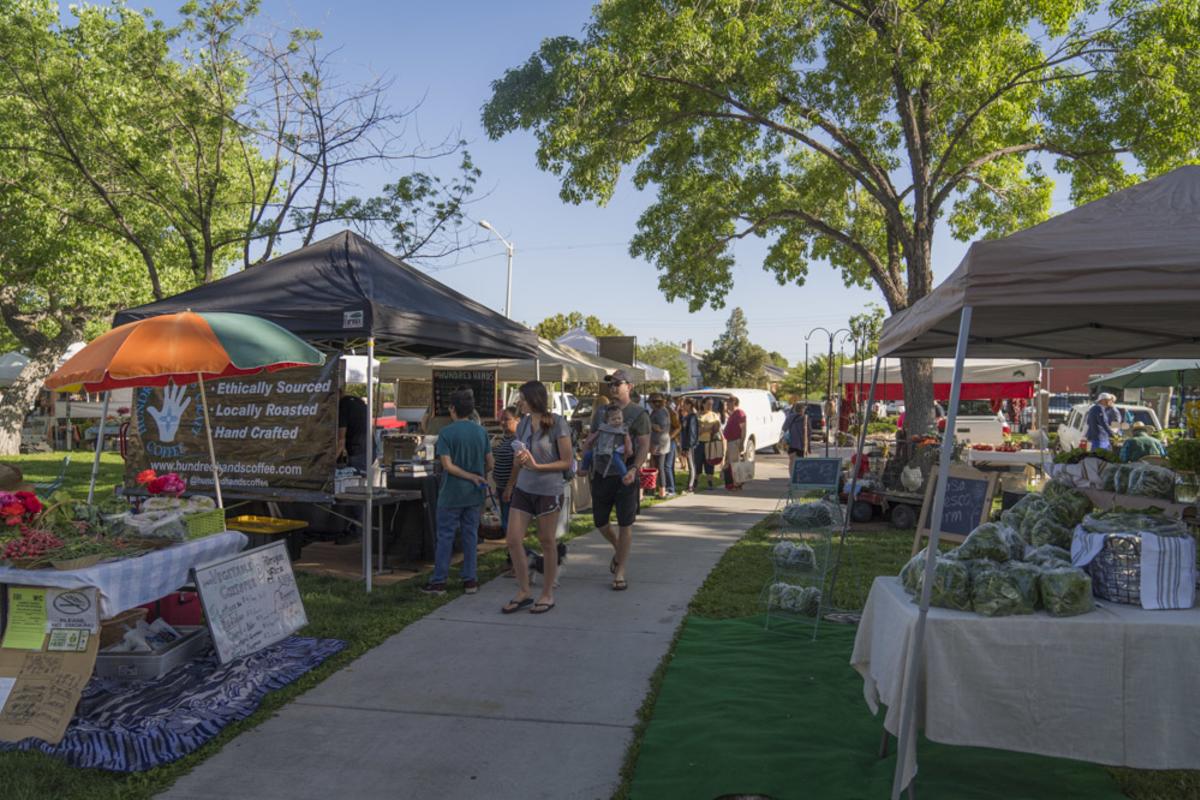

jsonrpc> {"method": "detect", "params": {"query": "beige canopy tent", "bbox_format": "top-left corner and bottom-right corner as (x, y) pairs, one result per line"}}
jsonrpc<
(376, 338), (645, 384)
(880, 165), (1200, 359)
(837, 166), (1200, 800)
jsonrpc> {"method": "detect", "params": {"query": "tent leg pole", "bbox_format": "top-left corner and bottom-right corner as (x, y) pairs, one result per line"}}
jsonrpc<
(86, 392), (111, 504)
(364, 337), (376, 592)
(826, 357), (881, 614)
(197, 375), (223, 509)
(890, 307), (973, 800)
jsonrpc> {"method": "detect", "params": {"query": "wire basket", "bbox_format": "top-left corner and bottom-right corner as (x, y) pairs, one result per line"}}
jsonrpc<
(1085, 533), (1141, 605)
(184, 508), (227, 539)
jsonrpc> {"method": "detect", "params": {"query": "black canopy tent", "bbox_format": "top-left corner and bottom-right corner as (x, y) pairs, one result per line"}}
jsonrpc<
(116, 231), (540, 590)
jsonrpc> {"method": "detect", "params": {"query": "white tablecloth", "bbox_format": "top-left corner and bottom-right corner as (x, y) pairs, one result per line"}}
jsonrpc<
(852, 576), (1200, 789)
(0, 532), (247, 618)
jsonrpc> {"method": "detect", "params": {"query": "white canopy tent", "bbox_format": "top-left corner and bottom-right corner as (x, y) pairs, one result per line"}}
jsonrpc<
(377, 338), (645, 384)
(555, 328), (669, 385)
(835, 166), (1200, 799)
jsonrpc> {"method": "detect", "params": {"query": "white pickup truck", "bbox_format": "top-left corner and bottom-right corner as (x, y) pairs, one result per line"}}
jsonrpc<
(938, 400), (1011, 445)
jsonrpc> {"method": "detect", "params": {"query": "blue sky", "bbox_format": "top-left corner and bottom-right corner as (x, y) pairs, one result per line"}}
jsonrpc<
(151, 1), (1076, 366)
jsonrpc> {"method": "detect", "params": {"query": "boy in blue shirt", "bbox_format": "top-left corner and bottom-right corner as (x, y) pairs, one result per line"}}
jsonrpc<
(422, 388), (492, 596)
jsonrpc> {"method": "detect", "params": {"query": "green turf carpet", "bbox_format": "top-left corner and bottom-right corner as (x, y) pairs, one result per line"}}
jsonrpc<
(629, 615), (1125, 800)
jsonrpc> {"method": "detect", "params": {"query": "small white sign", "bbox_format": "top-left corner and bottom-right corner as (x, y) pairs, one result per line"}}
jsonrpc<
(46, 589), (100, 634)
(342, 310), (364, 329)
(0, 677), (14, 713)
(46, 629), (90, 653)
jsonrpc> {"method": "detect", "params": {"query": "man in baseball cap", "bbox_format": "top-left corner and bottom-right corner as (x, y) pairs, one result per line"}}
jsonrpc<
(1086, 393), (1120, 452)
(587, 367), (650, 590)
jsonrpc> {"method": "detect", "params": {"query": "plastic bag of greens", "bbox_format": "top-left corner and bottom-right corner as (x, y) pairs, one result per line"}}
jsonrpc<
(899, 548), (927, 595)
(911, 556), (972, 611)
(767, 583), (822, 615)
(1029, 517), (1072, 550)
(1039, 566), (1094, 617)
(770, 541), (816, 570)
(972, 561), (1038, 617)
(781, 498), (842, 530)
(953, 522), (1021, 563)
(1100, 462), (1175, 499)
(1080, 511), (1189, 538)
(1042, 481), (1093, 527)
(1024, 544), (1072, 568)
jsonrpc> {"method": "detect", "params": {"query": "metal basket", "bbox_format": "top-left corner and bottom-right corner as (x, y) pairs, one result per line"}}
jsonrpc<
(1085, 533), (1141, 605)
(184, 508), (227, 539)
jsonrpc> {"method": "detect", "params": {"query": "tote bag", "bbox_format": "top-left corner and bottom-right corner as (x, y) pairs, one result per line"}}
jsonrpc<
(705, 438), (726, 466)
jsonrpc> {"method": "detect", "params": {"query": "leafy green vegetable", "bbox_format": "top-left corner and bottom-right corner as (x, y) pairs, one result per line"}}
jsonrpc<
(1101, 463), (1176, 499)
(953, 522), (1021, 563)
(1039, 567), (1094, 617)
(1025, 544), (1072, 568)
(911, 556), (972, 612)
(1029, 517), (1073, 550)
(1081, 511), (1188, 537)
(972, 561), (1038, 617)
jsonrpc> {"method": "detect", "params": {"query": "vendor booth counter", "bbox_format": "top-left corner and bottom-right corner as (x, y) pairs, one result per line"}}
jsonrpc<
(853, 576), (1200, 789)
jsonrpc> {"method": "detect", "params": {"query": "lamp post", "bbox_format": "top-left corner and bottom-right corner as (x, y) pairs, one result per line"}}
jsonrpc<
(478, 220), (514, 319)
(805, 326), (850, 456)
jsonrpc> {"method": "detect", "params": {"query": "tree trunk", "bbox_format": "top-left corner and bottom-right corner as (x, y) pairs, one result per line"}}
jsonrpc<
(0, 347), (65, 456)
(899, 358), (934, 437)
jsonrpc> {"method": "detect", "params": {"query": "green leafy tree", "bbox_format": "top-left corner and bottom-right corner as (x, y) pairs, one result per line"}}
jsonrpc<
(638, 339), (689, 389)
(781, 352), (840, 402)
(535, 312), (623, 341)
(700, 308), (768, 387)
(767, 351), (789, 370)
(483, 0), (1200, 436)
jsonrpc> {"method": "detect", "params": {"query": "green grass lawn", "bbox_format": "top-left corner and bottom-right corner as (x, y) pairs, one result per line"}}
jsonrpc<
(617, 514), (1200, 800)
(5, 452), (126, 499)
(0, 465), (680, 800)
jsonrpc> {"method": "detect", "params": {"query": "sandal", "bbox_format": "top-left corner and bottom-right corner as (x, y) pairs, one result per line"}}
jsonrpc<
(611, 578), (628, 591)
(530, 602), (556, 614)
(501, 597), (534, 614)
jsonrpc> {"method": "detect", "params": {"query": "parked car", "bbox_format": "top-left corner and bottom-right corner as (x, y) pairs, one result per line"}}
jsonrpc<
(1058, 402), (1162, 451)
(885, 400), (905, 416)
(804, 402), (826, 440)
(675, 388), (787, 460)
(1019, 392), (1089, 432)
(936, 400), (1010, 444)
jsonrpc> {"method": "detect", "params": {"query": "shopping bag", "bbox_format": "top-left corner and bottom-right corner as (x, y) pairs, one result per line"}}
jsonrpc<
(705, 439), (726, 466)
(732, 460), (755, 484)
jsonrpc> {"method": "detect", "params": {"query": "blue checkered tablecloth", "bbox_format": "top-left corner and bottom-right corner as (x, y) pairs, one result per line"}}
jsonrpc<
(0, 532), (247, 618)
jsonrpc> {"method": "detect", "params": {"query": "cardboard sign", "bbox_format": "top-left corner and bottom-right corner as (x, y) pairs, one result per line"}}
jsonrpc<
(124, 360), (340, 502)
(193, 541), (307, 664)
(790, 457), (842, 492)
(432, 369), (498, 420)
(912, 465), (999, 555)
(0, 587), (100, 745)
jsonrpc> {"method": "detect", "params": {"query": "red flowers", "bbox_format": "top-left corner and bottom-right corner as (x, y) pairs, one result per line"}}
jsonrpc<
(137, 470), (187, 496)
(0, 491), (42, 526)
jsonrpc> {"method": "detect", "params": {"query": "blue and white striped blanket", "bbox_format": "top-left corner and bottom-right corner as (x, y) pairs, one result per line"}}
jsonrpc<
(0, 636), (345, 772)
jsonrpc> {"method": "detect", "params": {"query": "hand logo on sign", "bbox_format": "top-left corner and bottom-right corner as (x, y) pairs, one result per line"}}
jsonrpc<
(147, 384), (192, 442)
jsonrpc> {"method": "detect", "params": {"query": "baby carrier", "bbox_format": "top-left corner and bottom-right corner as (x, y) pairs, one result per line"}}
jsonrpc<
(591, 423), (627, 479)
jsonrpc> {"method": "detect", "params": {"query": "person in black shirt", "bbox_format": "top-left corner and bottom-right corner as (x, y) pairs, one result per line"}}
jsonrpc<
(338, 389), (369, 472)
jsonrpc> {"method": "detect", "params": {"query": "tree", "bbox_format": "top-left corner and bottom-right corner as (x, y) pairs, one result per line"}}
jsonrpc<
(767, 351), (789, 370)
(638, 339), (689, 388)
(700, 308), (768, 387)
(780, 352), (839, 402)
(483, 0), (1200, 437)
(534, 312), (623, 341)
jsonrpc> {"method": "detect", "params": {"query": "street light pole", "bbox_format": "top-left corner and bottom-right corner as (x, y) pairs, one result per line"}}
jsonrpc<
(479, 220), (514, 319)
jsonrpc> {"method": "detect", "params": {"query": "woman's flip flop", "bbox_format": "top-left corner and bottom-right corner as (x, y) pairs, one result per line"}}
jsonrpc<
(530, 602), (556, 614)
(611, 578), (628, 591)
(502, 597), (535, 614)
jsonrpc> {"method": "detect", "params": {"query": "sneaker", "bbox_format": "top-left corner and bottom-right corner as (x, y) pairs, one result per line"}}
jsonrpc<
(463, 579), (479, 595)
(420, 582), (447, 596)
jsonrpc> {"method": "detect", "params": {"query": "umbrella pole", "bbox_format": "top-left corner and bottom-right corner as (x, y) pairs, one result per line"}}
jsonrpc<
(196, 374), (223, 508)
(86, 392), (111, 504)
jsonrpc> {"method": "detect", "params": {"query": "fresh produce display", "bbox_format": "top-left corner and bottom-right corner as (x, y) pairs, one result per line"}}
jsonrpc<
(900, 548), (928, 595)
(1100, 462), (1176, 499)
(1029, 517), (1072, 549)
(1001, 482), (1091, 545)
(952, 522), (1023, 563)
(767, 583), (822, 615)
(1039, 567), (1094, 617)
(1054, 448), (1119, 465)
(971, 560), (1039, 617)
(911, 556), (972, 611)
(1079, 510), (1189, 537)
(1041, 481), (1093, 525)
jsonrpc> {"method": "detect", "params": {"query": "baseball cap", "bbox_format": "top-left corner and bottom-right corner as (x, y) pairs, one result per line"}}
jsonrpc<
(1131, 421), (1147, 431)
(605, 369), (632, 385)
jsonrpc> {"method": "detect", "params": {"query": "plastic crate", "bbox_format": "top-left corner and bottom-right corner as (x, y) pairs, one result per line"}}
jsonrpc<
(185, 508), (227, 539)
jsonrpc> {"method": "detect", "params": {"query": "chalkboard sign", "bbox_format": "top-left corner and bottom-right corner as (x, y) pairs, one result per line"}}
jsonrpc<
(432, 369), (498, 420)
(192, 541), (307, 664)
(790, 457), (842, 491)
(912, 465), (998, 555)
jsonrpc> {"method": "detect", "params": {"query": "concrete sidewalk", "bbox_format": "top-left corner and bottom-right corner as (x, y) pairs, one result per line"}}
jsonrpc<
(160, 457), (788, 800)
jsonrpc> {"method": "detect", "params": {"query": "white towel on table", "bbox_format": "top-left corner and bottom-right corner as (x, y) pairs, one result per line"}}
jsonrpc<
(1140, 532), (1196, 610)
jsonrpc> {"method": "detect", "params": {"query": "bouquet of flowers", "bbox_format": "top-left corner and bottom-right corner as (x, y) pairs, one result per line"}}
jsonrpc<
(0, 491), (42, 527)
(137, 469), (187, 497)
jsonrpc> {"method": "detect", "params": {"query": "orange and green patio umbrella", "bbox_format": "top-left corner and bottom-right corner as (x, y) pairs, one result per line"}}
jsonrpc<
(45, 311), (326, 506)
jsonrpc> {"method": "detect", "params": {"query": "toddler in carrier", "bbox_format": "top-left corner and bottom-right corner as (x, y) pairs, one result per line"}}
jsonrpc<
(582, 404), (633, 478)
